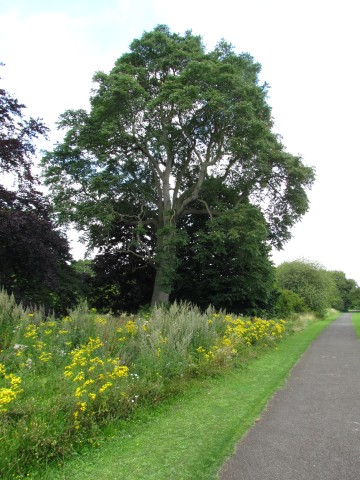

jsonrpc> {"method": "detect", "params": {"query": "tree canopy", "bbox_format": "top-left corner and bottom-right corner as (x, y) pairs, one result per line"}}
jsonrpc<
(42, 25), (315, 305)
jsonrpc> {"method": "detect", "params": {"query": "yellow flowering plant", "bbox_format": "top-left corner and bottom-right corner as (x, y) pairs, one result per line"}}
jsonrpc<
(63, 336), (129, 429)
(220, 315), (287, 350)
(0, 363), (23, 414)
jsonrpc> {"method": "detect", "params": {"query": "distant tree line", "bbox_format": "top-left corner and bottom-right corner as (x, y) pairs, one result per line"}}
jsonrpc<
(74, 257), (360, 317)
(274, 260), (360, 317)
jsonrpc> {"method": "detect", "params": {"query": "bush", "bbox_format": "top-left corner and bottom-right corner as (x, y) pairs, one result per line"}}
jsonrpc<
(274, 289), (307, 318)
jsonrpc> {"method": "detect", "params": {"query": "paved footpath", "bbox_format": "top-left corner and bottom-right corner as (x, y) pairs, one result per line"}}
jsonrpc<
(220, 313), (360, 480)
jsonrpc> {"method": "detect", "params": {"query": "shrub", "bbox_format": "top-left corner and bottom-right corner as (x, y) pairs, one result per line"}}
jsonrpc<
(274, 289), (307, 318)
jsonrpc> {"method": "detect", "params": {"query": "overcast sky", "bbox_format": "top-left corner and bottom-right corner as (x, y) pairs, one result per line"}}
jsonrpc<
(1, 0), (359, 282)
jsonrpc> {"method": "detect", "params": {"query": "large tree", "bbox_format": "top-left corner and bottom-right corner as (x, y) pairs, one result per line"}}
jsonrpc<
(42, 26), (315, 305)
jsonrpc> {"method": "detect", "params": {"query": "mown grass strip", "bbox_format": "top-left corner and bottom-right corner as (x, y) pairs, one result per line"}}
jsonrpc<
(39, 312), (339, 480)
(352, 312), (360, 338)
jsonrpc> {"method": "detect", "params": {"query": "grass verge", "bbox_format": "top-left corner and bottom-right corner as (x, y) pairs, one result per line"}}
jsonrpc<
(38, 311), (339, 480)
(352, 312), (360, 338)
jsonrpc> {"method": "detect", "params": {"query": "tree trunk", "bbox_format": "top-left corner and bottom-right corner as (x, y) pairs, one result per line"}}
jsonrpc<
(151, 267), (170, 306)
(150, 223), (177, 306)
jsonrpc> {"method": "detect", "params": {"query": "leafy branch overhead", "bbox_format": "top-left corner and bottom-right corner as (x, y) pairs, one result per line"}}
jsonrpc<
(42, 25), (315, 304)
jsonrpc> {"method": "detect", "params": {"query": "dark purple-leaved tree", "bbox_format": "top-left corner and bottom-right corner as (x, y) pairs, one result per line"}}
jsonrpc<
(0, 65), (75, 311)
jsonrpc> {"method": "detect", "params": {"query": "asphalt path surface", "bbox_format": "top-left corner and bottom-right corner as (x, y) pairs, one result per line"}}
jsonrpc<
(220, 313), (360, 480)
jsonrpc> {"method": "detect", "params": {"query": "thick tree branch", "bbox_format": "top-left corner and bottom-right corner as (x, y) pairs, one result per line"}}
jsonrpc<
(198, 199), (214, 220)
(132, 134), (163, 179)
(178, 114), (204, 165)
(175, 160), (208, 219)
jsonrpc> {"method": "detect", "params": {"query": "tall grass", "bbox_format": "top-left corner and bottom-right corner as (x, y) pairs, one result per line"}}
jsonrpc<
(0, 290), (299, 478)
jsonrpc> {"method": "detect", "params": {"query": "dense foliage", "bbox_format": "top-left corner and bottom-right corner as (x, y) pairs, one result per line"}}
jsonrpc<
(272, 289), (306, 318)
(173, 203), (274, 314)
(0, 187), (75, 311)
(276, 260), (335, 316)
(89, 250), (154, 313)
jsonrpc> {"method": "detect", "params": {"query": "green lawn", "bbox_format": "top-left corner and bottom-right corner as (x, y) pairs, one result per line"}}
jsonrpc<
(38, 312), (339, 480)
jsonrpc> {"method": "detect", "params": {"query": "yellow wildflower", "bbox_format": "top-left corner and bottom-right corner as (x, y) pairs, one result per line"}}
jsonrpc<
(39, 352), (52, 363)
(95, 316), (107, 325)
(73, 372), (85, 382)
(99, 382), (113, 394)
(0, 367), (23, 413)
(83, 379), (94, 386)
(125, 320), (138, 335)
(24, 324), (38, 339)
(75, 387), (86, 398)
